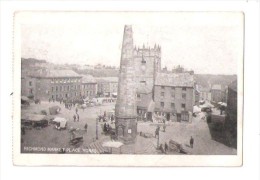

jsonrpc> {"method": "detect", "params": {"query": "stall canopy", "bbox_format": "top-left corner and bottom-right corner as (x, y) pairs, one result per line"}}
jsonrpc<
(193, 106), (201, 113)
(21, 113), (46, 122)
(53, 117), (67, 128)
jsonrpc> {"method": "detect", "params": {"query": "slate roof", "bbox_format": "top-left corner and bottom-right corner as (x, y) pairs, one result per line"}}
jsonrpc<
(46, 70), (81, 78)
(31, 69), (81, 78)
(81, 75), (96, 84)
(155, 72), (194, 87)
(95, 77), (118, 83)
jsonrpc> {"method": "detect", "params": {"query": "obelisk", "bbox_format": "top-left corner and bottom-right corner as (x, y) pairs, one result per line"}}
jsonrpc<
(115, 25), (137, 144)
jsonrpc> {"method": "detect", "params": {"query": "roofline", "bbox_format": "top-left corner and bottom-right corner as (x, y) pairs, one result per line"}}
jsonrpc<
(154, 84), (194, 88)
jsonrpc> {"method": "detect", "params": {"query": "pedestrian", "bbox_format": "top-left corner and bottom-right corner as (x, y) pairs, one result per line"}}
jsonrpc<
(190, 136), (194, 148)
(73, 114), (76, 122)
(84, 123), (88, 133)
(164, 142), (168, 153)
(163, 123), (166, 132)
(104, 111), (106, 118)
(155, 126), (159, 138)
(77, 113), (80, 122)
(76, 107), (78, 114)
(160, 144), (165, 154)
(104, 122), (107, 132)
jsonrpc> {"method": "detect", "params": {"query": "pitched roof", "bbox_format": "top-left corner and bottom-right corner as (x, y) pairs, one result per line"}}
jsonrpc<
(155, 72), (194, 87)
(228, 80), (237, 92)
(81, 75), (96, 84)
(46, 70), (81, 78)
(95, 77), (118, 83)
(30, 69), (81, 78)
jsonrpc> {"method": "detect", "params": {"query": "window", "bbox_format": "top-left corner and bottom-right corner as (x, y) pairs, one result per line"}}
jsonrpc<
(161, 86), (165, 89)
(52, 87), (54, 92)
(56, 86), (58, 91)
(171, 103), (175, 108)
(137, 94), (141, 98)
(140, 81), (146, 85)
(29, 81), (32, 86)
(161, 102), (164, 108)
(29, 88), (33, 94)
(161, 92), (164, 97)
(182, 93), (186, 99)
(171, 87), (175, 90)
(60, 86), (62, 91)
(182, 87), (186, 91)
(171, 92), (175, 98)
(182, 103), (186, 109)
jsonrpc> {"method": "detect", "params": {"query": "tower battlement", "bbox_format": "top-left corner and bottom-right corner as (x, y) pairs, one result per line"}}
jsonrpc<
(134, 44), (161, 57)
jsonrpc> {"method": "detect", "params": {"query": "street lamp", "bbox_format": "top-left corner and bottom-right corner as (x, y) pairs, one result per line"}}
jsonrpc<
(96, 116), (99, 140)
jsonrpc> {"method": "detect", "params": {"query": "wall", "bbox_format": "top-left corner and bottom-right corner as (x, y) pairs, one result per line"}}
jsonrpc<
(81, 83), (97, 99)
(154, 85), (194, 114)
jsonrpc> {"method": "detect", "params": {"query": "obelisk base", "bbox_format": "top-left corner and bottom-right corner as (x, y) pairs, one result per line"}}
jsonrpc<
(115, 116), (137, 145)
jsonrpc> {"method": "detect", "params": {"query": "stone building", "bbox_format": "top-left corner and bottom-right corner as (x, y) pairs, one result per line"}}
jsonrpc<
(22, 69), (82, 101)
(136, 86), (153, 121)
(96, 77), (118, 97)
(115, 25), (137, 144)
(199, 86), (212, 101)
(225, 80), (237, 148)
(154, 72), (195, 122)
(81, 75), (97, 99)
(211, 84), (227, 103)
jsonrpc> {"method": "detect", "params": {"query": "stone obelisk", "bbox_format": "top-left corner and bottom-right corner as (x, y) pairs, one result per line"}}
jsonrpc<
(115, 25), (137, 144)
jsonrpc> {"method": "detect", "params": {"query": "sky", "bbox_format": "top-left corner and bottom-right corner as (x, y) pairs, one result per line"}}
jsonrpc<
(20, 12), (244, 74)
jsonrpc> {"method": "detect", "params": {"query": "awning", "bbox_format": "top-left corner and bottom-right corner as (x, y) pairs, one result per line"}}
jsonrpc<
(21, 96), (30, 101)
(22, 114), (46, 122)
(53, 117), (67, 128)
(147, 101), (155, 112)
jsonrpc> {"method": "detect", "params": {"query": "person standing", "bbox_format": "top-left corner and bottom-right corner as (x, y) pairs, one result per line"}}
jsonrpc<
(75, 107), (78, 114)
(84, 123), (88, 133)
(73, 114), (76, 122)
(163, 123), (166, 132)
(77, 113), (80, 122)
(190, 136), (194, 148)
(164, 142), (168, 154)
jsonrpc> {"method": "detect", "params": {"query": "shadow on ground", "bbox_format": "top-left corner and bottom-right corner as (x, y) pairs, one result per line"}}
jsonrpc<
(207, 120), (236, 149)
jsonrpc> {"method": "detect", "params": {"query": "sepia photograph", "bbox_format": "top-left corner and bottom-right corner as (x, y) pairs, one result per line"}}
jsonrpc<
(13, 11), (243, 166)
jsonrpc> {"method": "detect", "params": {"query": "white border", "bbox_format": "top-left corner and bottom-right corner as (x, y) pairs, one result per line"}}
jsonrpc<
(1, 0), (259, 179)
(13, 11), (243, 167)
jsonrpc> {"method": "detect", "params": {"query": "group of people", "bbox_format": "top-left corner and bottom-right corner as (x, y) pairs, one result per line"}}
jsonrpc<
(103, 122), (111, 133)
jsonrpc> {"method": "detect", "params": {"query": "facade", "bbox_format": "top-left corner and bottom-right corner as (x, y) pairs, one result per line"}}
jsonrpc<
(211, 84), (227, 103)
(225, 80), (237, 148)
(136, 86), (153, 121)
(115, 25), (137, 144)
(133, 44), (161, 93)
(81, 75), (97, 99)
(22, 69), (82, 101)
(96, 77), (118, 97)
(154, 72), (195, 122)
(199, 86), (212, 101)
